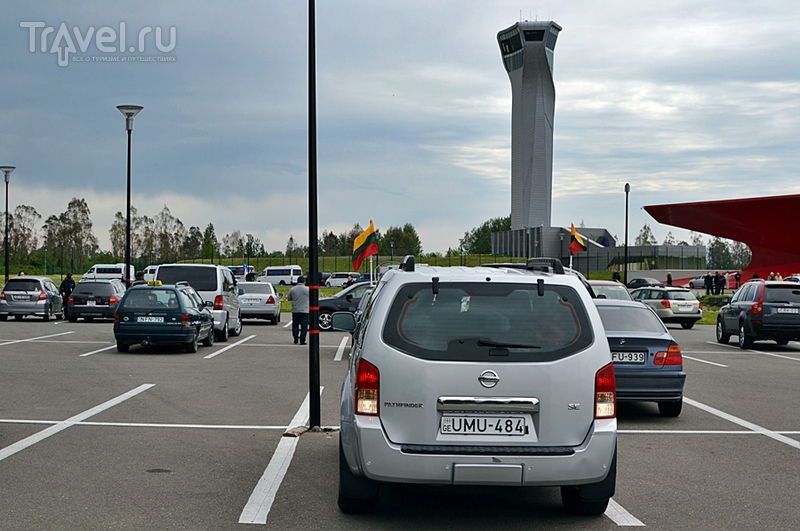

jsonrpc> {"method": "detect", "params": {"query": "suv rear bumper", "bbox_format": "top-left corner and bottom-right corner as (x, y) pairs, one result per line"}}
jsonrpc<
(342, 416), (617, 487)
(749, 322), (800, 341)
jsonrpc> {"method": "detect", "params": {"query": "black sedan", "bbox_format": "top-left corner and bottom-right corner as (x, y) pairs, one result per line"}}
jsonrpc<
(626, 277), (665, 289)
(594, 299), (686, 417)
(114, 282), (215, 353)
(318, 282), (372, 331)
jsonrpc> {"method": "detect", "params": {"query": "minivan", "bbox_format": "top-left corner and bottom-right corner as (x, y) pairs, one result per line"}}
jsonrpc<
(257, 265), (303, 286)
(154, 264), (243, 341)
(82, 263), (135, 282)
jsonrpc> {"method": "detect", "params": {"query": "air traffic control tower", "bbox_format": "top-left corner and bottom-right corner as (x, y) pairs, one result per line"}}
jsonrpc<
(498, 20), (561, 231)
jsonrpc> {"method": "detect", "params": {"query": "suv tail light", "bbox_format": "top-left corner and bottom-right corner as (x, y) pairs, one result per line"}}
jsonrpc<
(355, 359), (379, 416)
(660, 299), (671, 309)
(181, 313), (190, 327)
(38, 290), (47, 301)
(213, 295), (224, 310)
(594, 363), (616, 419)
(751, 290), (764, 323)
(114, 312), (120, 325)
(109, 295), (119, 305)
(266, 295), (275, 304)
(655, 344), (683, 366)
(0, 290), (5, 300)
(68, 295), (74, 304)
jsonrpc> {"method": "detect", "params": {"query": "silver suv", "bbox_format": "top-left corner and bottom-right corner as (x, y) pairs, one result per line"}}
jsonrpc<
(333, 257), (617, 515)
(154, 264), (242, 341)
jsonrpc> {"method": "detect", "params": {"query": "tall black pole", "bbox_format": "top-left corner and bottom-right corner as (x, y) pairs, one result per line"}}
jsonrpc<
(4, 179), (9, 283)
(308, 0), (321, 429)
(624, 183), (630, 285)
(125, 129), (132, 288)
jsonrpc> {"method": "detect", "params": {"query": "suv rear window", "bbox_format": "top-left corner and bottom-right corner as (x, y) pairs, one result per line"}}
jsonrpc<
(73, 282), (114, 295)
(157, 266), (217, 291)
(666, 290), (697, 301)
(382, 282), (592, 362)
(764, 285), (800, 304)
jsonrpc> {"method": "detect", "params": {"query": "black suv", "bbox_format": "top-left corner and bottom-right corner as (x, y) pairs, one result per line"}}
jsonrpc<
(716, 280), (800, 348)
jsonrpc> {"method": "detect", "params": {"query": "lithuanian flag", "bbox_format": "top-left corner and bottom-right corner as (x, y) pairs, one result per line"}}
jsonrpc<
(352, 220), (379, 270)
(569, 223), (586, 256)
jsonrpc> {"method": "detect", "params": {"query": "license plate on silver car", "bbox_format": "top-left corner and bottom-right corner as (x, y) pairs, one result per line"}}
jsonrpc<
(612, 351), (645, 363)
(440, 415), (527, 435)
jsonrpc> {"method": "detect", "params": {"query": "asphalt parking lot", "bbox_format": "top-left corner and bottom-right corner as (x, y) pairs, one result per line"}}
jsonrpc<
(1, 316), (799, 530)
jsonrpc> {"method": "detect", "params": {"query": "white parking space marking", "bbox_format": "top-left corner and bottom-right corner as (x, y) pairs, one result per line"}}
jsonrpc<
(203, 334), (256, 359)
(239, 387), (324, 525)
(705, 341), (800, 362)
(684, 397), (800, 450)
(0, 384), (154, 462)
(606, 498), (645, 526)
(0, 331), (74, 347)
(79, 345), (117, 357)
(682, 355), (728, 367)
(0, 419), (288, 430)
(283, 321), (292, 329)
(237, 343), (344, 349)
(334, 336), (349, 361)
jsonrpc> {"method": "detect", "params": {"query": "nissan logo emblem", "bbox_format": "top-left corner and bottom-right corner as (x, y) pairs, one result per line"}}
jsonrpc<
(478, 370), (499, 388)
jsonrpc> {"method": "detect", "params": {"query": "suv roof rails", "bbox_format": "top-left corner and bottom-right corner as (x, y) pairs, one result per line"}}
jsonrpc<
(526, 258), (565, 275)
(400, 255), (415, 272)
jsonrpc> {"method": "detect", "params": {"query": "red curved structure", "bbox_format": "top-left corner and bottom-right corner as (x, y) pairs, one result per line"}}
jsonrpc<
(644, 194), (800, 280)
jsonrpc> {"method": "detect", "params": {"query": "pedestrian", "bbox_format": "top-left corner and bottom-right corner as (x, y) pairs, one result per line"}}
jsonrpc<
(776, 272), (783, 281)
(715, 272), (725, 295)
(752, 271), (759, 279)
(666, 272), (673, 287)
(130, 271), (146, 287)
(704, 272), (713, 296)
(59, 272), (76, 319)
(612, 268), (621, 283)
(343, 274), (355, 288)
(18, 271), (25, 276)
(735, 271), (742, 289)
(768, 272), (775, 280)
(287, 275), (309, 345)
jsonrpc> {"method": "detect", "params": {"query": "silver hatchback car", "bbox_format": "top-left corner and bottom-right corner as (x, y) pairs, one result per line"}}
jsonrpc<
(0, 276), (64, 321)
(333, 257), (617, 515)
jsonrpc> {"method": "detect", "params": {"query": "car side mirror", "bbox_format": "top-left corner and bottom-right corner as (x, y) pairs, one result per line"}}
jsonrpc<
(238, 288), (245, 295)
(345, 294), (353, 302)
(332, 311), (356, 332)
(204, 300), (214, 307)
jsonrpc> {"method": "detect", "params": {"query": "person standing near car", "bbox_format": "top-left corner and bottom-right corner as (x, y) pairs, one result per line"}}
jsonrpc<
(59, 273), (76, 319)
(666, 272), (673, 287)
(735, 271), (742, 289)
(704, 272), (714, 296)
(612, 268), (621, 283)
(287, 275), (309, 345)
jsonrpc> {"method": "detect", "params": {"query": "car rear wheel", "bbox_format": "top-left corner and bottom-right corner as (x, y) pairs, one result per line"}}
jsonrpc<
(185, 333), (199, 353)
(270, 313), (280, 325)
(739, 322), (754, 349)
(43, 305), (51, 321)
(318, 310), (333, 331)
(216, 318), (229, 342)
(0, 315), (6, 321)
(116, 342), (129, 353)
(560, 447), (615, 515)
(680, 322), (694, 329)
(658, 399), (683, 417)
(202, 326), (215, 346)
(775, 339), (789, 346)
(15, 315), (23, 321)
(338, 439), (379, 514)
(69, 316), (78, 323)
(230, 312), (243, 337)
(715, 318), (730, 344)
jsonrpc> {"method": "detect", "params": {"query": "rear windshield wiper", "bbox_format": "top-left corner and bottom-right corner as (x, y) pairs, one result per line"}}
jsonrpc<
(477, 338), (541, 349)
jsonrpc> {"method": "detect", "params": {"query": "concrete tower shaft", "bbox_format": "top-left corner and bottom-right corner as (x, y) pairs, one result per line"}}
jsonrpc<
(498, 21), (561, 231)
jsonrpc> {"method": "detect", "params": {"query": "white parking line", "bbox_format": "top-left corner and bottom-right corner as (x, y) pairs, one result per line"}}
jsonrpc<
(239, 387), (324, 525)
(0, 331), (74, 346)
(204, 334), (256, 359)
(684, 397), (800, 450)
(79, 345), (117, 357)
(606, 498), (645, 526)
(334, 336), (349, 361)
(0, 384), (154, 462)
(705, 341), (800, 362)
(682, 355), (728, 367)
(283, 321), (292, 329)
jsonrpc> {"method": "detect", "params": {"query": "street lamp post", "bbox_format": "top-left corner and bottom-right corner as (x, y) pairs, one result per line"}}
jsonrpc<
(0, 166), (16, 283)
(624, 183), (630, 285)
(116, 105), (143, 288)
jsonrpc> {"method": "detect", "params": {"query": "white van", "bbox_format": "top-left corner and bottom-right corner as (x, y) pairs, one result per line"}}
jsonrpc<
(257, 265), (303, 286)
(82, 263), (135, 282)
(143, 265), (158, 282)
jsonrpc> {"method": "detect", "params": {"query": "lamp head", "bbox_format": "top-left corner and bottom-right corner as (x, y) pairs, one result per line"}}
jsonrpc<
(117, 105), (144, 131)
(0, 166), (15, 184)
(624, 183), (630, 193)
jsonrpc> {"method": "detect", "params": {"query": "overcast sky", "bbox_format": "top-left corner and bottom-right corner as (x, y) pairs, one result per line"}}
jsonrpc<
(1, 1), (798, 255)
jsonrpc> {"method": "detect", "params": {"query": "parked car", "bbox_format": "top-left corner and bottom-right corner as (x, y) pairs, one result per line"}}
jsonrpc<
(630, 287), (702, 329)
(317, 282), (371, 331)
(594, 299), (685, 417)
(67, 279), (126, 322)
(326, 272), (361, 288)
(332, 257), (617, 516)
(588, 280), (632, 301)
(154, 264), (242, 342)
(0, 276), (63, 321)
(716, 279), (800, 348)
(626, 277), (665, 289)
(687, 275), (706, 289)
(257, 265), (303, 286)
(113, 282), (215, 353)
(237, 281), (281, 324)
